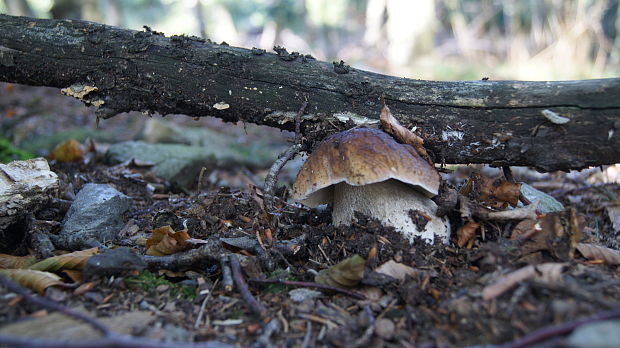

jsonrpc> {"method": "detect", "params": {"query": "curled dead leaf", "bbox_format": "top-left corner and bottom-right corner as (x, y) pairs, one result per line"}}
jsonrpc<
(29, 247), (99, 272)
(477, 175), (521, 208)
(0, 254), (37, 269)
(374, 260), (418, 282)
(146, 226), (191, 256)
(456, 221), (480, 248)
(379, 103), (430, 161)
(48, 139), (84, 163)
(576, 243), (620, 265)
(315, 254), (365, 289)
(0, 269), (65, 295)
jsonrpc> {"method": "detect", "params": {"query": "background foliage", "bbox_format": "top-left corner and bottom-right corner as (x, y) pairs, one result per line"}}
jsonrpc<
(2, 0), (619, 80)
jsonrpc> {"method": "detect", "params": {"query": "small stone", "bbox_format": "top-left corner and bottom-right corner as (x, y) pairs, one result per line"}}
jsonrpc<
(156, 284), (170, 293)
(288, 288), (323, 303)
(568, 319), (620, 348)
(374, 318), (395, 339)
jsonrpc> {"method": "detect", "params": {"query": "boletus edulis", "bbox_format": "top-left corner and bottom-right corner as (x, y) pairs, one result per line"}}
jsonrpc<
(292, 128), (450, 244)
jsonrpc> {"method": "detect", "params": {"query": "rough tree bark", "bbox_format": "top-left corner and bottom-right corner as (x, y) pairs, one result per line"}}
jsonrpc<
(1, 14), (619, 171)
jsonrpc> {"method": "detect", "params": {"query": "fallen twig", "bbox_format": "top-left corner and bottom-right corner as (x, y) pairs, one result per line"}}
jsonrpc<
(0, 275), (234, 348)
(482, 263), (567, 301)
(220, 255), (234, 292)
(228, 254), (269, 319)
(264, 97), (308, 210)
(352, 305), (376, 347)
(300, 321), (313, 348)
(194, 278), (219, 329)
(476, 200), (541, 222)
(488, 306), (620, 348)
(248, 278), (366, 300)
(0, 275), (109, 335)
(252, 318), (281, 348)
(143, 238), (226, 270)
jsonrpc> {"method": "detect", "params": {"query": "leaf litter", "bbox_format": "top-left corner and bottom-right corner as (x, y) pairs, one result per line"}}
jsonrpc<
(1, 83), (620, 347)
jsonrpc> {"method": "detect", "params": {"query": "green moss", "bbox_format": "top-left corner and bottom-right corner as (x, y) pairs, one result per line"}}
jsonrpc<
(125, 270), (197, 300)
(263, 269), (297, 294)
(0, 137), (34, 163)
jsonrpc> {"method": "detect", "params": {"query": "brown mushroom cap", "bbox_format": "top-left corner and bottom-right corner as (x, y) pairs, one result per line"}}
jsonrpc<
(292, 128), (439, 207)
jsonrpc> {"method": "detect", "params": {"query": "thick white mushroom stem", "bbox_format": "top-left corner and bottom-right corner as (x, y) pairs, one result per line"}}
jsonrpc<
(332, 180), (450, 244)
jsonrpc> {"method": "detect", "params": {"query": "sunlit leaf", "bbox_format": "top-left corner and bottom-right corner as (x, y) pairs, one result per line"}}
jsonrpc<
(0, 254), (37, 269)
(0, 269), (64, 295)
(29, 247), (99, 272)
(48, 139), (84, 163)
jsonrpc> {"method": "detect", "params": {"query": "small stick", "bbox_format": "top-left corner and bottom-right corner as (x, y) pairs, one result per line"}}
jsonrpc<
(0, 275), (110, 336)
(248, 278), (366, 300)
(220, 256), (234, 292)
(352, 305), (375, 347)
(300, 321), (313, 348)
(502, 166), (514, 183)
(228, 254), (268, 318)
(490, 306), (620, 348)
(264, 97), (308, 208)
(194, 278), (219, 329)
(252, 318), (280, 348)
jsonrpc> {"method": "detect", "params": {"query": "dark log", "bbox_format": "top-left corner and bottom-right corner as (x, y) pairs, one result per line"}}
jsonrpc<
(1, 14), (619, 171)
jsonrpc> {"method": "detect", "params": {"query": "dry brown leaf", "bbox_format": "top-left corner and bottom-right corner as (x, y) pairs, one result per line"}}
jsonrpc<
(576, 243), (620, 265)
(374, 260), (418, 282)
(29, 247), (99, 272)
(63, 269), (84, 283)
(73, 281), (97, 296)
(478, 175), (521, 208)
(482, 263), (567, 301)
(380, 104), (429, 160)
(456, 221), (480, 248)
(539, 209), (582, 261)
(0, 254), (37, 269)
(146, 226), (191, 256)
(0, 269), (64, 295)
(48, 139), (84, 163)
(315, 254), (365, 289)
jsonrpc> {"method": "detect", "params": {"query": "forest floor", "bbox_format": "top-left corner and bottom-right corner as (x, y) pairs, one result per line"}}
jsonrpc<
(1, 82), (619, 348)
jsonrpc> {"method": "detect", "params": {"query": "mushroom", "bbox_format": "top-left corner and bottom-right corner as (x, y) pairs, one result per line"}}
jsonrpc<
(292, 128), (450, 244)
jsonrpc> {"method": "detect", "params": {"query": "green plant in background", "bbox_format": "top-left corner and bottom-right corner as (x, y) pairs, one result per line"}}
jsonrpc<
(263, 268), (298, 294)
(125, 270), (197, 300)
(0, 137), (34, 163)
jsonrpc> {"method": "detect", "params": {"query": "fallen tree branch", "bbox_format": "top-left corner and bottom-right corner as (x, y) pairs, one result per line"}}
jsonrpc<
(488, 306), (620, 348)
(229, 254), (268, 319)
(1, 14), (619, 171)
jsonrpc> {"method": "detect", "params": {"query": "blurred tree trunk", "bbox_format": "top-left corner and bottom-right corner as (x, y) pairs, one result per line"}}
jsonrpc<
(50, 0), (81, 19)
(103, 0), (121, 27)
(1, 14), (619, 171)
(194, 0), (207, 39)
(4, 0), (33, 16)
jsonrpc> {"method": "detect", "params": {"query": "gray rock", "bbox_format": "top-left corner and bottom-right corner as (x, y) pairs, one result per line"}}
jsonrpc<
(83, 247), (146, 280)
(567, 319), (620, 348)
(54, 184), (132, 250)
(289, 288), (323, 302)
(0, 158), (58, 232)
(105, 141), (219, 188)
(520, 183), (564, 213)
